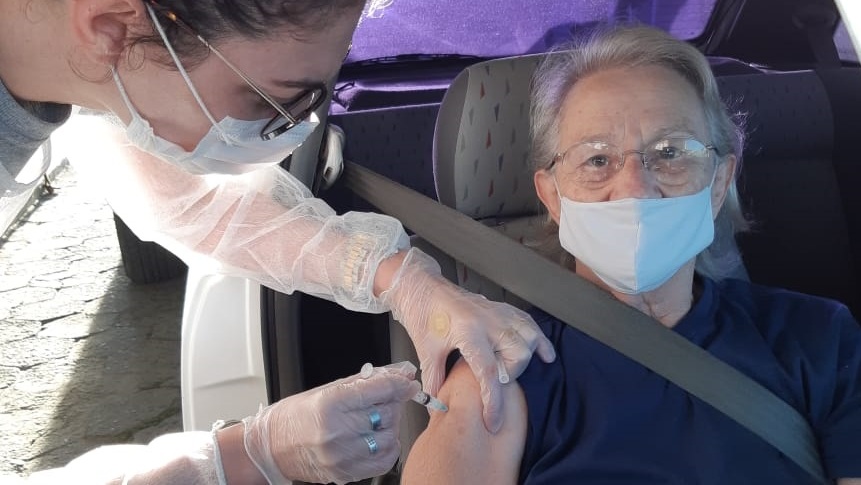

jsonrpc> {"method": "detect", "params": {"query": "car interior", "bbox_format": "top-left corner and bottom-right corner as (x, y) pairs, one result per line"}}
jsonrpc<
(241, 0), (861, 482)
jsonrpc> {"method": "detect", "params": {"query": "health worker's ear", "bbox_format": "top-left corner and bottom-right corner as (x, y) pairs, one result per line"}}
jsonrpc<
(534, 168), (562, 225)
(69, 0), (148, 66)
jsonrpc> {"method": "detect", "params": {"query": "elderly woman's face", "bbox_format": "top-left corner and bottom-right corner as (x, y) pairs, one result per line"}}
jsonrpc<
(536, 64), (734, 216)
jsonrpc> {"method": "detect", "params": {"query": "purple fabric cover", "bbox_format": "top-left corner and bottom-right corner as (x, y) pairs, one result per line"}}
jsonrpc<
(349, 0), (716, 63)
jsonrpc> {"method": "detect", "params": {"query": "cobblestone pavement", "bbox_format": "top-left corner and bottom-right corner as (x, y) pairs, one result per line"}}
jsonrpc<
(0, 165), (184, 480)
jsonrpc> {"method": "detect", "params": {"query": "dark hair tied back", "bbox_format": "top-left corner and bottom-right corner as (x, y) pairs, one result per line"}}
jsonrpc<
(133, 0), (364, 68)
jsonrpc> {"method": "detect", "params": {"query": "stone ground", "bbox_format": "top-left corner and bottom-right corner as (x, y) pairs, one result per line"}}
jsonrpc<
(0, 165), (184, 480)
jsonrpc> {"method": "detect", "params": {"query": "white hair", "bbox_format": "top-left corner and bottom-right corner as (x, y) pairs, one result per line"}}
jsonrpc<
(529, 24), (749, 281)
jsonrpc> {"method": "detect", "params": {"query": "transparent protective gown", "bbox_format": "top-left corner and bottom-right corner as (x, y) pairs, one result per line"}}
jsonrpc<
(26, 113), (409, 484)
(67, 113), (409, 312)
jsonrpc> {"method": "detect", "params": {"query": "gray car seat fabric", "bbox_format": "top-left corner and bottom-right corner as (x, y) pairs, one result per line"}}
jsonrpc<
(434, 55), (543, 219)
(432, 55), (562, 307)
(719, 70), (861, 314)
(333, 104), (440, 200)
(812, 68), (861, 316)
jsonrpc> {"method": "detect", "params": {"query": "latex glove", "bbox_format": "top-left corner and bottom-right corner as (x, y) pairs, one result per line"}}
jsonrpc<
(381, 248), (556, 433)
(242, 361), (421, 484)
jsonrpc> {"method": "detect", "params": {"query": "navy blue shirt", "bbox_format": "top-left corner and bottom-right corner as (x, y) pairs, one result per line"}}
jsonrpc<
(517, 277), (861, 484)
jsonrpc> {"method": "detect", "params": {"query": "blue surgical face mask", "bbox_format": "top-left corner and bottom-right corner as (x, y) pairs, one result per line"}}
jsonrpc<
(556, 181), (716, 294)
(113, 67), (318, 175)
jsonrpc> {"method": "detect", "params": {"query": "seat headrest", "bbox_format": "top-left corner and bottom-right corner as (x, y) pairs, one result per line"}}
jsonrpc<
(433, 55), (544, 218)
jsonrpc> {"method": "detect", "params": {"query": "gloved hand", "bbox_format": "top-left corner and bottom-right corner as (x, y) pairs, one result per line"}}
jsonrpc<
(242, 361), (421, 484)
(381, 247), (556, 433)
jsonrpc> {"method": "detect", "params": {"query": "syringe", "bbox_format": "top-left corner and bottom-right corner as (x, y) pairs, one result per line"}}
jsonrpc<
(359, 362), (448, 412)
(412, 390), (448, 412)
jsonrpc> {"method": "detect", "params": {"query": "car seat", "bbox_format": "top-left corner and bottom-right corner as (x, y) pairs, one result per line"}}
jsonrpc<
(718, 68), (861, 315)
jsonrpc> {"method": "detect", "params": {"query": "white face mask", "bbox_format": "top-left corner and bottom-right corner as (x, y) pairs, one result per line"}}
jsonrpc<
(111, 6), (319, 175)
(557, 182), (716, 294)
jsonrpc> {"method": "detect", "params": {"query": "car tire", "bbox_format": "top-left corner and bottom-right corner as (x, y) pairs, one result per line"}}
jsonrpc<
(113, 213), (186, 284)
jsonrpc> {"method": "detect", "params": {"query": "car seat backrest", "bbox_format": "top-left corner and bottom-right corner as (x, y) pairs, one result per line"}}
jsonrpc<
(814, 68), (861, 315)
(434, 55), (543, 219)
(334, 105), (441, 200)
(718, 70), (861, 314)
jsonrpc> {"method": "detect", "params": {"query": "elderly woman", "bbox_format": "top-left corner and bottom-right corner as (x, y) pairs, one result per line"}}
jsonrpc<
(400, 25), (861, 484)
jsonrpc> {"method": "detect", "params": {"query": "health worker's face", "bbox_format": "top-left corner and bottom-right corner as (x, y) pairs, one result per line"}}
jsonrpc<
(116, 8), (360, 151)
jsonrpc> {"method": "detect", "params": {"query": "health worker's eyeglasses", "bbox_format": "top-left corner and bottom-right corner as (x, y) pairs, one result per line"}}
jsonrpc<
(548, 136), (719, 189)
(146, 1), (327, 140)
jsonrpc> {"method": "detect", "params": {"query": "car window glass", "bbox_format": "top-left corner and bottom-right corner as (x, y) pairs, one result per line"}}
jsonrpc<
(835, 20), (860, 63)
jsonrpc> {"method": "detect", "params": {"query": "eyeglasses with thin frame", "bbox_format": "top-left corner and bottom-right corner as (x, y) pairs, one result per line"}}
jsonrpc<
(146, 1), (328, 140)
(548, 136), (719, 190)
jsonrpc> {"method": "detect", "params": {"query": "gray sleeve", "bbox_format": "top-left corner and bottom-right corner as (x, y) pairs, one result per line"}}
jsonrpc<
(0, 79), (70, 192)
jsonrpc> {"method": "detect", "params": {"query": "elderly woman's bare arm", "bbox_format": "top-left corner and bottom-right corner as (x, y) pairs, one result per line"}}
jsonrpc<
(401, 359), (527, 484)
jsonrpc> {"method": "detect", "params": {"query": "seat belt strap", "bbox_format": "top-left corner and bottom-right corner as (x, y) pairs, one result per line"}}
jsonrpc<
(343, 161), (826, 484)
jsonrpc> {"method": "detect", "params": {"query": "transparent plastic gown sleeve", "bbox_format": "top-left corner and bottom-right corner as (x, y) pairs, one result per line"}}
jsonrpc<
(25, 432), (222, 485)
(65, 114), (409, 313)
